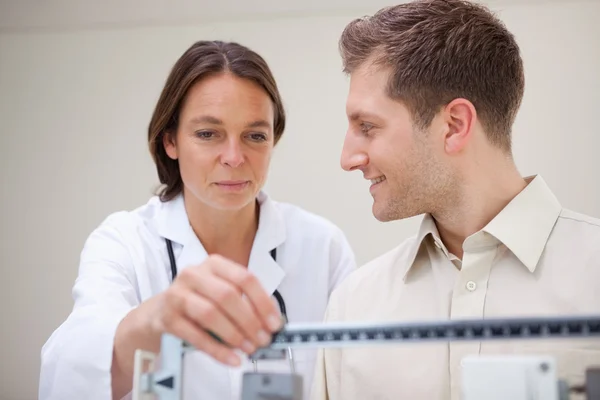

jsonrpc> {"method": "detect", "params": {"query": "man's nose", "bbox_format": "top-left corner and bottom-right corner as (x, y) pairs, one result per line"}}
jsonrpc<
(340, 132), (368, 172)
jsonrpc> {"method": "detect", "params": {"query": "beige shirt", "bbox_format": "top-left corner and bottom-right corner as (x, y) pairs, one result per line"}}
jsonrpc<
(311, 175), (600, 400)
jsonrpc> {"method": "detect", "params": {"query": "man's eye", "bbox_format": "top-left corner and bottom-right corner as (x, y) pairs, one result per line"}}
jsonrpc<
(249, 133), (267, 142)
(360, 123), (373, 134)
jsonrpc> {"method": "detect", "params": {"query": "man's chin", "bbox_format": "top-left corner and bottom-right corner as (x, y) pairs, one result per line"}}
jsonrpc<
(372, 202), (416, 222)
(372, 203), (395, 222)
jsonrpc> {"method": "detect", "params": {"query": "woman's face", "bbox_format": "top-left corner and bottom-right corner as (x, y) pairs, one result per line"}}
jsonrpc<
(164, 72), (275, 212)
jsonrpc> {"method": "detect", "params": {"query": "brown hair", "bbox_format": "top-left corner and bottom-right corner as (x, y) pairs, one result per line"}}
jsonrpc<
(148, 40), (286, 202)
(339, 0), (524, 152)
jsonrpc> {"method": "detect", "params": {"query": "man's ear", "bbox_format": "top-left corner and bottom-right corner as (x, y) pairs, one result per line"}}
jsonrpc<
(442, 98), (477, 154)
(163, 131), (178, 160)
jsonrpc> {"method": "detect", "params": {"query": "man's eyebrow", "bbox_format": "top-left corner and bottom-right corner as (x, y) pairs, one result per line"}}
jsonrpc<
(246, 120), (271, 129)
(348, 111), (379, 121)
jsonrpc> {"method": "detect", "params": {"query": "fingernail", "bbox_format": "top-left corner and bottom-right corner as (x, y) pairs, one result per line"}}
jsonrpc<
(267, 315), (282, 331)
(228, 354), (241, 366)
(257, 330), (271, 346)
(241, 340), (255, 354)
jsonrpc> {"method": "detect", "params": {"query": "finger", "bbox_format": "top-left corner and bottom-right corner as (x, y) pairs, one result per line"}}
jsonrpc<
(208, 255), (282, 333)
(190, 271), (273, 348)
(184, 271), (270, 348)
(168, 317), (241, 367)
(182, 292), (257, 354)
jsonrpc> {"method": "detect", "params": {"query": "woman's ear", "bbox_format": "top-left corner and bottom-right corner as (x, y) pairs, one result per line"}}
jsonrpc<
(443, 98), (476, 154)
(163, 131), (178, 160)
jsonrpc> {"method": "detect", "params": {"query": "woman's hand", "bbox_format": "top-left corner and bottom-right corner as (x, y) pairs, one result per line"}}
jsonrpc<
(111, 254), (283, 399)
(151, 254), (283, 365)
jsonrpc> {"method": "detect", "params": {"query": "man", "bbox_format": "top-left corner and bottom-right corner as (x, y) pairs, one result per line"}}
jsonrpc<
(311, 0), (600, 399)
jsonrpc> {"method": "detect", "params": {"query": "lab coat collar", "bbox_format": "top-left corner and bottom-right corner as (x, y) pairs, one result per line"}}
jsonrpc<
(156, 190), (286, 295)
(156, 193), (194, 246)
(248, 191), (286, 295)
(401, 174), (562, 280)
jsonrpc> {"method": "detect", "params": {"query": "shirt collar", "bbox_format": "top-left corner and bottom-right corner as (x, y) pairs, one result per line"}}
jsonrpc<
(401, 175), (562, 279)
(400, 213), (440, 281)
(482, 174), (561, 272)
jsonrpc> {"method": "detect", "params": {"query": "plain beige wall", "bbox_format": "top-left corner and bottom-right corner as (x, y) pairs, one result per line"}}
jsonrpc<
(1, 1), (599, 399)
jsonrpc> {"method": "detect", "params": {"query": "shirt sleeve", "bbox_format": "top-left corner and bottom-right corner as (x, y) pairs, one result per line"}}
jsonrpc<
(39, 213), (140, 400)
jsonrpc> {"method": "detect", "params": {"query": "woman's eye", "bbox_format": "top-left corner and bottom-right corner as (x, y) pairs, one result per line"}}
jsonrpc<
(195, 130), (215, 139)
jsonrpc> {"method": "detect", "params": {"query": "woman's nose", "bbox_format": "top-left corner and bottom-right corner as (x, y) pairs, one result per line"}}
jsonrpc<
(221, 140), (245, 168)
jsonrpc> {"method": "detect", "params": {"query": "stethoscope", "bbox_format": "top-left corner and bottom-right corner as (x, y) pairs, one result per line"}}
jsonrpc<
(165, 238), (295, 372)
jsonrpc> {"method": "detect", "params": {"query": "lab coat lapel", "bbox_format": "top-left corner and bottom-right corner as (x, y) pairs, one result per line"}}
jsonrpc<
(248, 191), (286, 296)
(156, 194), (208, 273)
(176, 233), (209, 272)
(156, 191), (286, 292)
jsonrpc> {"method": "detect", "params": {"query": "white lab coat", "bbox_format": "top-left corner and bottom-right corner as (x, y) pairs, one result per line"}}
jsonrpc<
(39, 190), (356, 400)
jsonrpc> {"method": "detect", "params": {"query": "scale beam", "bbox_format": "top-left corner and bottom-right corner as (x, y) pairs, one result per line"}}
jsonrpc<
(250, 314), (600, 358)
(133, 314), (600, 400)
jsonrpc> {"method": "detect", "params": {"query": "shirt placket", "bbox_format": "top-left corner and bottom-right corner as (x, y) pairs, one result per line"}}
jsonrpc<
(449, 235), (497, 400)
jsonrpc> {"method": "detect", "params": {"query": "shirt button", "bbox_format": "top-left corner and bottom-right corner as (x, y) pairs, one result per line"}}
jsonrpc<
(466, 281), (477, 291)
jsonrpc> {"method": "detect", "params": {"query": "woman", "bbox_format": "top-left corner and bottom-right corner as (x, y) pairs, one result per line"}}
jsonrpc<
(39, 40), (356, 400)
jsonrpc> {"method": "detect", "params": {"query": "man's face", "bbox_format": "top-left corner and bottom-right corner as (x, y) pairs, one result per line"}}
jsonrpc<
(340, 63), (456, 221)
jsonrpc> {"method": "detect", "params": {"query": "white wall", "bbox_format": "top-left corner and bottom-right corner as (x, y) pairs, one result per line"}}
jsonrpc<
(0, 1), (599, 398)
